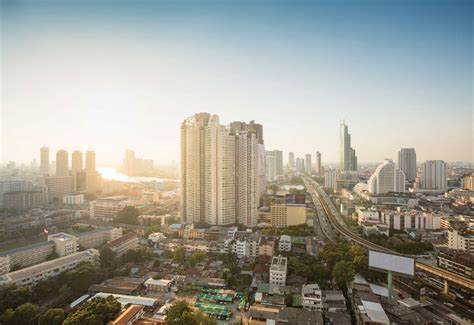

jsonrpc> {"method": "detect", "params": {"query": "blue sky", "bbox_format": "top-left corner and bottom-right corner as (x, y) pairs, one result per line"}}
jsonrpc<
(1, 0), (472, 165)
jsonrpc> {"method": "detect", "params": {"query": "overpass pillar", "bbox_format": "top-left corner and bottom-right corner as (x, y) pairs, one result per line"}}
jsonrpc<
(443, 279), (449, 295)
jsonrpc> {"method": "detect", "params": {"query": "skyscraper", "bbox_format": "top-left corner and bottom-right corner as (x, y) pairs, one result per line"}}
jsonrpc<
(315, 151), (322, 174)
(296, 158), (304, 173)
(181, 113), (262, 227)
(266, 153), (276, 182)
(368, 159), (405, 194)
(340, 121), (357, 171)
(85, 151), (96, 174)
(288, 152), (295, 170)
(398, 148), (416, 182)
(420, 160), (447, 191)
(56, 150), (69, 176)
(305, 153), (312, 174)
(40, 146), (49, 175)
(274, 150), (283, 176)
(71, 150), (83, 172)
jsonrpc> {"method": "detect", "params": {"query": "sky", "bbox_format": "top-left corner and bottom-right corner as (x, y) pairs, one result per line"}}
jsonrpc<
(1, 0), (473, 166)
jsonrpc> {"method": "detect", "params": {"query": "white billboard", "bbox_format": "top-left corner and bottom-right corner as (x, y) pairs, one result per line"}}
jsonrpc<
(368, 251), (415, 277)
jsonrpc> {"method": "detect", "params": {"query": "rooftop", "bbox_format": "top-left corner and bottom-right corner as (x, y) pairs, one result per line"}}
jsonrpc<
(107, 232), (137, 248)
(109, 304), (144, 325)
(0, 240), (55, 257)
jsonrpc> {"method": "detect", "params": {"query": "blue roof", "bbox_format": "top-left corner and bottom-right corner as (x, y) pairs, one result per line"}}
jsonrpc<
(0, 240), (55, 256)
(170, 224), (183, 229)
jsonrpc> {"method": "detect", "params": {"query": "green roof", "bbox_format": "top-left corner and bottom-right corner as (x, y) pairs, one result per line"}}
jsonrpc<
(257, 282), (270, 293)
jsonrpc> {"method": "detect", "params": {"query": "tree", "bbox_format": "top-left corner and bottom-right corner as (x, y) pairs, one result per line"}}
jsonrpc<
(122, 247), (153, 264)
(114, 206), (140, 225)
(99, 246), (117, 268)
(4, 302), (39, 325)
(333, 260), (355, 288)
(167, 300), (215, 325)
(38, 308), (65, 325)
(63, 262), (98, 295)
(63, 296), (121, 325)
(0, 285), (34, 311)
(173, 246), (186, 263)
(284, 293), (293, 307)
(189, 251), (206, 267)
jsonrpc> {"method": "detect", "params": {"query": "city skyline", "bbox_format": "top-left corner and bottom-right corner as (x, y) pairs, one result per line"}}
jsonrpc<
(1, 0), (473, 165)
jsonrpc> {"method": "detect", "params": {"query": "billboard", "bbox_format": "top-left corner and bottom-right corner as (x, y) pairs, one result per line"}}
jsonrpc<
(368, 251), (415, 277)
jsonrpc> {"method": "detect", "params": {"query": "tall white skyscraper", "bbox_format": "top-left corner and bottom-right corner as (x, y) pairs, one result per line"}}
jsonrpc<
(315, 151), (322, 174)
(398, 148), (416, 181)
(420, 160), (447, 191)
(296, 158), (304, 173)
(40, 146), (49, 175)
(266, 153), (276, 182)
(181, 113), (262, 227)
(85, 151), (96, 174)
(288, 152), (295, 170)
(340, 121), (357, 171)
(273, 150), (283, 176)
(305, 153), (312, 174)
(368, 159), (405, 194)
(56, 150), (69, 176)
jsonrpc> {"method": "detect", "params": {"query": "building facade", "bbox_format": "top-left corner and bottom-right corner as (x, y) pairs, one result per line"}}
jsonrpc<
(420, 160), (447, 191)
(340, 122), (357, 171)
(315, 151), (322, 174)
(269, 255), (287, 287)
(398, 148), (416, 182)
(368, 159), (405, 194)
(40, 146), (50, 175)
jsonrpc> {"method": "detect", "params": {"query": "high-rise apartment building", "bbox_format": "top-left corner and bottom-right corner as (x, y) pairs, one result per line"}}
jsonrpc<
(71, 150), (83, 172)
(340, 122), (357, 171)
(368, 159), (405, 194)
(266, 152), (276, 182)
(398, 148), (416, 182)
(56, 150), (69, 176)
(305, 153), (312, 174)
(463, 173), (474, 190)
(315, 151), (322, 174)
(420, 160), (447, 191)
(44, 175), (74, 202)
(296, 158), (305, 173)
(288, 152), (295, 170)
(181, 113), (263, 227)
(40, 146), (49, 175)
(273, 150), (283, 176)
(86, 151), (96, 174)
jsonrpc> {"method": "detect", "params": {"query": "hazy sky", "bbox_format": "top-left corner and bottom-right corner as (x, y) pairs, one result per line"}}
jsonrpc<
(1, 0), (473, 165)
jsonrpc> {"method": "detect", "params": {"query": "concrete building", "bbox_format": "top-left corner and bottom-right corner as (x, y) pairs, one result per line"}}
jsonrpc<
(40, 146), (50, 175)
(85, 151), (96, 174)
(278, 235), (291, 252)
(0, 257), (9, 276)
(270, 203), (306, 228)
(437, 249), (473, 279)
(2, 189), (48, 210)
(305, 153), (312, 174)
(77, 227), (122, 249)
(0, 249), (99, 287)
(0, 241), (55, 271)
(63, 194), (85, 205)
(269, 255), (287, 287)
(302, 284), (323, 311)
(108, 305), (144, 325)
(315, 151), (322, 174)
(56, 150), (69, 176)
(356, 206), (380, 226)
(340, 121), (357, 171)
(106, 232), (139, 257)
(288, 152), (295, 170)
(380, 210), (441, 231)
(368, 159), (405, 194)
(71, 150), (83, 172)
(0, 180), (34, 207)
(258, 239), (275, 257)
(273, 150), (283, 176)
(90, 196), (131, 222)
(296, 158), (305, 173)
(266, 153), (276, 182)
(463, 173), (474, 190)
(226, 231), (259, 258)
(48, 232), (79, 257)
(324, 171), (339, 189)
(145, 278), (173, 292)
(447, 229), (474, 253)
(398, 148), (416, 182)
(420, 160), (447, 191)
(44, 175), (74, 202)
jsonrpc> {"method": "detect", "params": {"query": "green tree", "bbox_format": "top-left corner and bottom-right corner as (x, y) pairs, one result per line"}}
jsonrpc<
(122, 247), (153, 264)
(167, 300), (215, 325)
(99, 246), (117, 268)
(114, 206), (140, 225)
(63, 296), (121, 325)
(333, 260), (355, 288)
(38, 308), (65, 325)
(0, 285), (34, 311)
(189, 251), (206, 267)
(8, 302), (38, 325)
(173, 246), (186, 263)
(63, 262), (98, 295)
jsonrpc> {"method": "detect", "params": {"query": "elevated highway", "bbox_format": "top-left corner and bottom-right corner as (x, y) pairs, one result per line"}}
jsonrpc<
(302, 175), (474, 292)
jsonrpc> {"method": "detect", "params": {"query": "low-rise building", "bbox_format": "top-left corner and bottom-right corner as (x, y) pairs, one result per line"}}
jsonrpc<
(278, 235), (292, 252)
(0, 249), (99, 287)
(2, 190), (48, 211)
(144, 278), (173, 292)
(106, 232), (139, 257)
(44, 175), (74, 202)
(108, 304), (144, 325)
(447, 229), (474, 253)
(63, 194), (85, 205)
(90, 196), (131, 222)
(48, 232), (79, 256)
(77, 227), (123, 249)
(0, 241), (55, 270)
(269, 255), (287, 287)
(437, 249), (473, 279)
(302, 283), (322, 311)
(258, 239), (275, 257)
(0, 256), (10, 276)
(225, 231), (259, 258)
